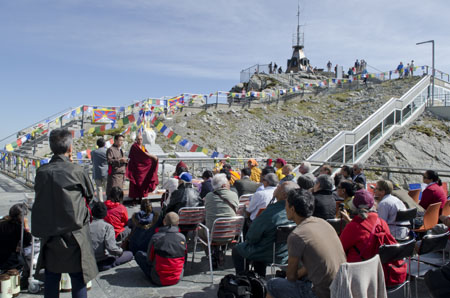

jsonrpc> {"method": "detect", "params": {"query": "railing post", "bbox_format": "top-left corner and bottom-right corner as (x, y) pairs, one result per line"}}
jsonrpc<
(215, 92), (218, 109)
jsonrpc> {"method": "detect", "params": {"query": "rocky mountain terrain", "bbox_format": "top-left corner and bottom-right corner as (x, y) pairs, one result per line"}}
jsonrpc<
(367, 111), (450, 186)
(155, 76), (420, 162)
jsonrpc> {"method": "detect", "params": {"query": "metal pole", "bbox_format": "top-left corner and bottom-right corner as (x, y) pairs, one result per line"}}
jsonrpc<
(432, 40), (435, 106)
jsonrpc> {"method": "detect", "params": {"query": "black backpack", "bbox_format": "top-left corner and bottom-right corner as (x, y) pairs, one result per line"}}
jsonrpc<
(218, 271), (266, 298)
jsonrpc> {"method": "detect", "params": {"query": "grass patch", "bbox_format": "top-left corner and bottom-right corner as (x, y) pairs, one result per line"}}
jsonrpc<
(410, 125), (435, 137)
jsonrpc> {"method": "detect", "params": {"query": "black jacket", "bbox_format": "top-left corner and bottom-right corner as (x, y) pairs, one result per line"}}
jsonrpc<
(313, 190), (336, 220)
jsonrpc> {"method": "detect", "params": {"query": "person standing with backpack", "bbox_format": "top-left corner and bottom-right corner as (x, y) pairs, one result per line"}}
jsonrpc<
(340, 189), (407, 287)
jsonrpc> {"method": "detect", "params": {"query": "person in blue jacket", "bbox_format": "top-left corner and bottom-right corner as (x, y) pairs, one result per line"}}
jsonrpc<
(232, 181), (298, 277)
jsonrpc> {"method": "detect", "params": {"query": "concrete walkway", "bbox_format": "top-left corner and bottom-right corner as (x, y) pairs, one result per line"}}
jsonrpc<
(0, 173), (436, 297)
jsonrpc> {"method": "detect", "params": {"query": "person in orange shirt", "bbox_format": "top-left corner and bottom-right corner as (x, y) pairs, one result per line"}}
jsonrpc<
(247, 159), (261, 183)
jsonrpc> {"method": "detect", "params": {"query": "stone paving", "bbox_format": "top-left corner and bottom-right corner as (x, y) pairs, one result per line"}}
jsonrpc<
(0, 173), (436, 297)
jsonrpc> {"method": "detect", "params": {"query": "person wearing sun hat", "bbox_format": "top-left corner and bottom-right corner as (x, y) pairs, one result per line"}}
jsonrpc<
(339, 189), (395, 262)
(247, 159), (261, 183)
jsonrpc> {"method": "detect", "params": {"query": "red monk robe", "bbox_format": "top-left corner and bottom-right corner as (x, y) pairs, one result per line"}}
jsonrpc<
(126, 142), (159, 199)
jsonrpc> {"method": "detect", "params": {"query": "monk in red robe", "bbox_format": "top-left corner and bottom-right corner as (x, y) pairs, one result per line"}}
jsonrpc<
(127, 134), (159, 202)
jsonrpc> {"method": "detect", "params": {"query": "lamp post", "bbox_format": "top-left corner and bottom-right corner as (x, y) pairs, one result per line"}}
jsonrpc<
(416, 40), (435, 106)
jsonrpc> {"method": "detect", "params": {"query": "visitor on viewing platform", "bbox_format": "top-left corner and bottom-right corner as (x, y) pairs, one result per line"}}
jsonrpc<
(340, 165), (353, 180)
(396, 62), (404, 78)
(104, 186), (130, 242)
(127, 199), (161, 255)
(352, 163), (366, 189)
(247, 173), (278, 222)
(200, 173), (239, 269)
(327, 60), (332, 73)
(0, 204), (31, 272)
(312, 174), (336, 220)
(91, 137), (108, 202)
(297, 175), (314, 192)
(164, 172), (202, 215)
(319, 164), (332, 176)
(299, 161), (315, 181)
(373, 180), (409, 240)
(220, 169), (239, 195)
(234, 167), (259, 198)
(410, 60), (415, 76)
(222, 163), (240, 185)
(420, 170), (447, 211)
(89, 201), (133, 272)
(232, 181), (298, 277)
(336, 179), (358, 212)
(126, 134), (159, 204)
(275, 158), (286, 181)
(266, 189), (345, 298)
(247, 159), (261, 183)
(279, 164), (295, 184)
(32, 128), (97, 298)
(199, 170), (214, 199)
(161, 161), (188, 207)
(106, 134), (127, 198)
(135, 212), (186, 286)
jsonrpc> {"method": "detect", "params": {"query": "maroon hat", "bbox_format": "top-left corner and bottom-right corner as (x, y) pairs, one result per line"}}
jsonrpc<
(352, 189), (374, 209)
(275, 158), (286, 166)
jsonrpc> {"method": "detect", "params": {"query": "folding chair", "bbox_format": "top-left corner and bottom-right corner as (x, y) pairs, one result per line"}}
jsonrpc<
(239, 194), (253, 206)
(270, 223), (296, 275)
(178, 206), (205, 261)
(194, 216), (245, 284)
(379, 239), (416, 298)
(408, 232), (450, 298)
(326, 218), (347, 236)
(413, 202), (440, 233)
(393, 208), (417, 241)
(441, 200), (450, 217)
(237, 203), (246, 216)
(407, 189), (420, 204)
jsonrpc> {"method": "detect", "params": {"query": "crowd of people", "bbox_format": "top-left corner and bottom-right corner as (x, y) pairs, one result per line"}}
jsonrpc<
(1, 129), (449, 298)
(396, 60), (415, 78)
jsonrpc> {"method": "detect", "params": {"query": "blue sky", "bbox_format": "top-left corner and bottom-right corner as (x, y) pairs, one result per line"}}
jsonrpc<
(1, 0), (450, 144)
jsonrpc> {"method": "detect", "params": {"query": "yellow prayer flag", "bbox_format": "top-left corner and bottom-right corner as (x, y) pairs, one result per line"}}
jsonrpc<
(173, 135), (182, 143)
(156, 122), (163, 131)
(202, 148), (209, 155)
(88, 127), (95, 134)
(76, 107), (81, 114)
(5, 144), (13, 151)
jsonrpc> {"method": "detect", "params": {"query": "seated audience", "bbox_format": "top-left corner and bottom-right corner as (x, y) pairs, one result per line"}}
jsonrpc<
(128, 199), (161, 255)
(266, 189), (346, 298)
(312, 174), (336, 220)
(135, 212), (186, 286)
(336, 179), (357, 211)
(104, 186), (130, 241)
(340, 165), (353, 180)
(161, 162), (188, 207)
(199, 170), (214, 199)
(256, 166), (276, 192)
(220, 169), (238, 194)
(374, 180), (409, 240)
(165, 172), (202, 215)
(297, 175), (314, 191)
(232, 181), (298, 277)
(247, 173), (278, 221)
(201, 173), (239, 268)
(299, 161), (315, 181)
(420, 170), (447, 211)
(234, 167), (259, 197)
(279, 164), (295, 184)
(319, 164), (333, 176)
(340, 189), (394, 262)
(90, 202), (133, 271)
(0, 204), (31, 271)
(352, 163), (367, 189)
(275, 158), (287, 181)
(222, 164), (241, 185)
(247, 159), (262, 183)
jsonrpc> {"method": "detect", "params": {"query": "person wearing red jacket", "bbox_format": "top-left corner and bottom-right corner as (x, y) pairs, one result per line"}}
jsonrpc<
(104, 187), (130, 241)
(420, 170), (447, 211)
(135, 212), (186, 286)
